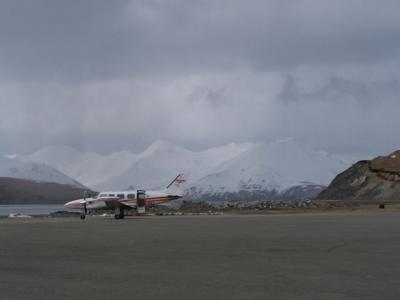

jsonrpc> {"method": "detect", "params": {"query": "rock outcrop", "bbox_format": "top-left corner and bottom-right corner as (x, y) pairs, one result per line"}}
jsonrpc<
(317, 151), (400, 201)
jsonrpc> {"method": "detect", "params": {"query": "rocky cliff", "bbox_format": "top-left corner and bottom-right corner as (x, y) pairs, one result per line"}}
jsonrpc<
(317, 151), (400, 201)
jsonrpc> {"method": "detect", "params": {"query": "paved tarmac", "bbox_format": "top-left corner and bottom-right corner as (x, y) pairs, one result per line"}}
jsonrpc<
(0, 213), (400, 300)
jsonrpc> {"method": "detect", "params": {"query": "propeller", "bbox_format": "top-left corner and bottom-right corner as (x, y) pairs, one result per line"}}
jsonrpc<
(82, 190), (88, 216)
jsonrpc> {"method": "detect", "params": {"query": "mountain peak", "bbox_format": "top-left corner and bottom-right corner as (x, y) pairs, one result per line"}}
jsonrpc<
(30, 145), (82, 160)
(144, 140), (189, 154)
(0, 154), (85, 188)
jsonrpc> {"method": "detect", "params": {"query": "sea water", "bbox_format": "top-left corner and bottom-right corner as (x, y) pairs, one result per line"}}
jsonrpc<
(0, 204), (73, 216)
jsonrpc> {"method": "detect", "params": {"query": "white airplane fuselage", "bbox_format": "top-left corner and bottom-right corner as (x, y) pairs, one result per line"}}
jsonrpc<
(64, 190), (181, 210)
(64, 174), (186, 219)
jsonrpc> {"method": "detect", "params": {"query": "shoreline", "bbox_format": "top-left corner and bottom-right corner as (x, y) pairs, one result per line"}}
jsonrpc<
(1, 205), (400, 222)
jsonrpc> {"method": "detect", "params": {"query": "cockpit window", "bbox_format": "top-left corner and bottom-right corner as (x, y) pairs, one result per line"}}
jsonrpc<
(117, 194), (125, 199)
(99, 194), (107, 198)
(108, 194), (115, 197)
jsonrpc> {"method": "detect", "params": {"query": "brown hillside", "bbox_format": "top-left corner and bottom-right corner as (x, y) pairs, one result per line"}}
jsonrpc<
(0, 177), (94, 204)
(318, 150), (400, 201)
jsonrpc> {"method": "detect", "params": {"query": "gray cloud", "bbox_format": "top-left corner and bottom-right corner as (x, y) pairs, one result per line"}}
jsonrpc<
(279, 74), (400, 104)
(0, 0), (400, 157)
(1, 0), (400, 82)
(188, 87), (227, 107)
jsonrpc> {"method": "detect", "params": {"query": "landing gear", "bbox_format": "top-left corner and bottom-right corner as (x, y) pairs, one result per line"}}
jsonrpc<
(136, 190), (146, 215)
(80, 203), (87, 220)
(114, 206), (125, 219)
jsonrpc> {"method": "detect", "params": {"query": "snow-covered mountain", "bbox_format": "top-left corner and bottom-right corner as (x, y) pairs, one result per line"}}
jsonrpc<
(92, 141), (255, 191)
(19, 146), (137, 189)
(15, 139), (356, 201)
(188, 139), (351, 200)
(0, 154), (85, 188)
(18, 141), (254, 191)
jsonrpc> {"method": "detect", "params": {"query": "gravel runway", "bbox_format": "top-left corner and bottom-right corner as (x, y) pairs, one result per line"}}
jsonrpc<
(0, 213), (399, 300)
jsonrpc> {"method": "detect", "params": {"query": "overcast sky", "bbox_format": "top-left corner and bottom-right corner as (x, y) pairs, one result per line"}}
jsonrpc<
(1, 0), (400, 156)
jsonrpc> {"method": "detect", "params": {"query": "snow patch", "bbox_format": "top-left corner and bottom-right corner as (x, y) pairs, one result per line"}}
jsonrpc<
(0, 155), (84, 187)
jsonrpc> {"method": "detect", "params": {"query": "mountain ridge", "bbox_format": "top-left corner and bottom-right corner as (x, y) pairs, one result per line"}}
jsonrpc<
(0, 154), (85, 188)
(13, 139), (356, 201)
(0, 177), (91, 204)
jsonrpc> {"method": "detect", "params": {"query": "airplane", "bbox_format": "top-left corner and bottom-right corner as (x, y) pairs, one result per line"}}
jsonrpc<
(64, 174), (186, 220)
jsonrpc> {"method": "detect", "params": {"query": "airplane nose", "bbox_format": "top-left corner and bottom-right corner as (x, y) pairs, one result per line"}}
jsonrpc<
(64, 199), (83, 209)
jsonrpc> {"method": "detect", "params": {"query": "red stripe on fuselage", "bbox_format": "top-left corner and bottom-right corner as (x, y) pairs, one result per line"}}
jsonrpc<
(120, 195), (179, 206)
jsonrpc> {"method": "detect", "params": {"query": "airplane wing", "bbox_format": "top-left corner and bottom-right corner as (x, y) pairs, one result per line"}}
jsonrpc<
(86, 197), (134, 209)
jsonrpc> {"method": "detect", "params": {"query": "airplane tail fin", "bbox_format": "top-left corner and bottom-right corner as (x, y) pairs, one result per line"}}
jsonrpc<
(165, 174), (187, 196)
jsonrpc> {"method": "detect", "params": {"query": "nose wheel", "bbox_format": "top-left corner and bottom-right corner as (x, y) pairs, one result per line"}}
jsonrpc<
(80, 202), (87, 220)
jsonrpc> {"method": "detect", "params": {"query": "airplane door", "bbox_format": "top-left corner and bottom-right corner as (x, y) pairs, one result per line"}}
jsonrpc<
(137, 190), (146, 215)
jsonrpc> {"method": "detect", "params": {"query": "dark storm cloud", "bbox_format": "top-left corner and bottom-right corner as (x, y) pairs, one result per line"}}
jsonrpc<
(0, 0), (132, 82)
(1, 0), (400, 157)
(1, 0), (400, 82)
(279, 75), (400, 104)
